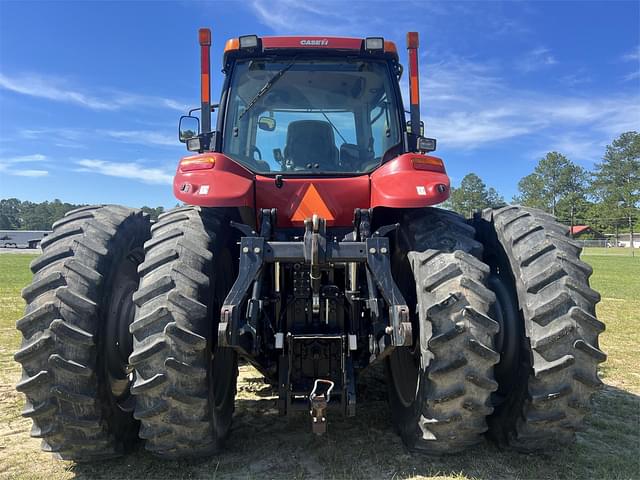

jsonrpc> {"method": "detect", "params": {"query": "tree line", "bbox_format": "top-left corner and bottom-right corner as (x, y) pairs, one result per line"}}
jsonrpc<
(0, 199), (166, 230)
(445, 131), (639, 234)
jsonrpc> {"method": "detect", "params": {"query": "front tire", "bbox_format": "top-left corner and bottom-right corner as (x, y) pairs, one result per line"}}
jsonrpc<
(129, 206), (238, 458)
(15, 205), (150, 461)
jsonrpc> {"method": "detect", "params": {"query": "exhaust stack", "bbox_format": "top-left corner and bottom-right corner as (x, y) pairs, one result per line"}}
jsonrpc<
(199, 28), (212, 134)
(407, 32), (420, 140)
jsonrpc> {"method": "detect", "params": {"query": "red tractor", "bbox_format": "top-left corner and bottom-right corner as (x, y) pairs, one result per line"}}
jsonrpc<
(16, 29), (605, 461)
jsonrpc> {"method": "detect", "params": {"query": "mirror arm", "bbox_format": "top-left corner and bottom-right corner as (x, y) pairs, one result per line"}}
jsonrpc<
(188, 104), (219, 117)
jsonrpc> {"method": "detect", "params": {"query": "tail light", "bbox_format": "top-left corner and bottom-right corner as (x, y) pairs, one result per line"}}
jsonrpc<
(179, 155), (216, 172)
(412, 156), (445, 173)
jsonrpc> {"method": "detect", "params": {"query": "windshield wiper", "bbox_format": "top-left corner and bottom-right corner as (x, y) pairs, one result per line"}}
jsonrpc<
(239, 59), (297, 119)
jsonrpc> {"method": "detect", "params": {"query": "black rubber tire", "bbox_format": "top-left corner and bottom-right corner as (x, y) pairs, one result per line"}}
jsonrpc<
(387, 208), (500, 453)
(15, 205), (151, 461)
(129, 206), (238, 458)
(475, 206), (606, 451)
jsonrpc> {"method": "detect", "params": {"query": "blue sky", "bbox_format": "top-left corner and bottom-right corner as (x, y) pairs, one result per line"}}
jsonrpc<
(0, 0), (638, 208)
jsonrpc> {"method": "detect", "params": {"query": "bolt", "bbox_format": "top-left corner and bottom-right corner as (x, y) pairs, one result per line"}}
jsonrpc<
(369, 247), (377, 254)
(242, 246), (249, 253)
(385, 326), (393, 334)
(380, 247), (388, 254)
(254, 247), (261, 254)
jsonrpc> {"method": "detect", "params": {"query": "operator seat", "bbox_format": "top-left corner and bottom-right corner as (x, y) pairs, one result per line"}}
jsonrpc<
(284, 120), (339, 170)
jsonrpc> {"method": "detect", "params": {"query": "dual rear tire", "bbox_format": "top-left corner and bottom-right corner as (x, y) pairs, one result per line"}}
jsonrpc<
(14, 205), (238, 461)
(386, 206), (605, 453)
(129, 206), (238, 458)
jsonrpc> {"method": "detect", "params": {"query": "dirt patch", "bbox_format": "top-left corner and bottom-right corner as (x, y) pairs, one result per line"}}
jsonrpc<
(2, 362), (639, 480)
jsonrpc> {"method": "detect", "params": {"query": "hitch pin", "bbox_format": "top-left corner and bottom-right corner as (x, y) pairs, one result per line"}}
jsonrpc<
(309, 379), (334, 436)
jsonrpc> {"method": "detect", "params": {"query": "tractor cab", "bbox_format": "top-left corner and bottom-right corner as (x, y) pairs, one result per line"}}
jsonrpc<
(176, 32), (447, 227)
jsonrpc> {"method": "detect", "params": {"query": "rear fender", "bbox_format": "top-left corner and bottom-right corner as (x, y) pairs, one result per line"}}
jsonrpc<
(173, 153), (255, 207)
(370, 153), (450, 208)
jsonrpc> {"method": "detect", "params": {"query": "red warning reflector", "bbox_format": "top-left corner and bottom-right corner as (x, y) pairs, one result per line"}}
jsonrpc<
(291, 184), (335, 221)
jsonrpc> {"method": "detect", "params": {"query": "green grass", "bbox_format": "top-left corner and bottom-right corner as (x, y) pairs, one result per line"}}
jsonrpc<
(0, 253), (638, 480)
(582, 247), (638, 257)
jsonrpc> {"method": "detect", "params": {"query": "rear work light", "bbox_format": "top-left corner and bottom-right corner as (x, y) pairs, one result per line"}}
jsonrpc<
(412, 156), (445, 173)
(239, 35), (260, 49)
(179, 155), (216, 172)
(417, 137), (437, 153)
(365, 37), (384, 52)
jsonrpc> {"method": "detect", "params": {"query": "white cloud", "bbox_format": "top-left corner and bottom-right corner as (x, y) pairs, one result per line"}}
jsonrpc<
(623, 70), (640, 82)
(0, 73), (116, 110)
(19, 127), (178, 148)
(419, 54), (639, 156)
(0, 153), (49, 177)
(101, 130), (176, 146)
(621, 46), (640, 62)
(11, 169), (49, 177)
(515, 47), (558, 73)
(75, 159), (173, 185)
(248, 0), (372, 35)
(1, 153), (47, 163)
(0, 73), (187, 112)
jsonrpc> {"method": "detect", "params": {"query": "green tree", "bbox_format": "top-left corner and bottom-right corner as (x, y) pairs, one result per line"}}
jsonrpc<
(448, 173), (506, 217)
(590, 131), (640, 232)
(514, 151), (588, 218)
(0, 198), (22, 229)
(141, 206), (165, 222)
(0, 199), (167, 230)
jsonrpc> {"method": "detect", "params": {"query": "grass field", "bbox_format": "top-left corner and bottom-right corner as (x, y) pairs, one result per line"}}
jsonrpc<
(1, 251), (638, 480)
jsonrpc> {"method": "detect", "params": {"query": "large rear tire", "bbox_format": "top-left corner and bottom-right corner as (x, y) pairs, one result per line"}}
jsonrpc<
(475, 206), (606, 450)
(386, 208), (500, 453)
(129, 206), (238, 458)
(15, 205), (150, 461)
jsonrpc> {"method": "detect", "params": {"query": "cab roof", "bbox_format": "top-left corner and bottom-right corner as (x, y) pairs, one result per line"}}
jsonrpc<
(223, 36), (399, 66)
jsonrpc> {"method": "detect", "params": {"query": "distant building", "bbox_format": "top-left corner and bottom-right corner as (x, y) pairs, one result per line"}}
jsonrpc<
(0, 230), (51, 248)
(605, 233), (640, 248)
(570, 225), (604, 239)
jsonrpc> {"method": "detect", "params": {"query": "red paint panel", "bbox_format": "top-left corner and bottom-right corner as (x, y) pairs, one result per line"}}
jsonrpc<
(173, 153), (255, 208)
(255, 175), (370, 227)
(370, 154), (450, 208)
(262, 36), (363, 50)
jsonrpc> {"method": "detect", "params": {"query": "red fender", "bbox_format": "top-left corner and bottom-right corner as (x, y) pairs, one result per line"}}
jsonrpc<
(370, 153), (450, 208)
(173, 153), (254, 207)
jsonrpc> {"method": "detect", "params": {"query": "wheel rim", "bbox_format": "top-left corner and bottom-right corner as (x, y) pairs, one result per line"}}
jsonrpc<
(389, 246), (421, 408)
(210, 248), (237, 414)
(389, 347), (419, 407)
(104, 248), (143, 412)
(488, 272), (522, 404)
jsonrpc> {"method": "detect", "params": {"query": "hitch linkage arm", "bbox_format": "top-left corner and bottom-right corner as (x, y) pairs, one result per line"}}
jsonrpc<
(218, 216), (412, 353)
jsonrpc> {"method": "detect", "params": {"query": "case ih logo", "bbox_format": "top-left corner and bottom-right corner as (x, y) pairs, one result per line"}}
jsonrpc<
(300, 39), (329, 46)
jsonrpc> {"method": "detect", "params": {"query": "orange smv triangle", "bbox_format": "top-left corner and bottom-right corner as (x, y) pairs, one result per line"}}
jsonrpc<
(291, 184), (335, 222)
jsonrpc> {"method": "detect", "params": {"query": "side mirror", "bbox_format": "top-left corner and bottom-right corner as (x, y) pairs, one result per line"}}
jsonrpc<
(179, 115), (200, 143)
(258, 116), (276, 132)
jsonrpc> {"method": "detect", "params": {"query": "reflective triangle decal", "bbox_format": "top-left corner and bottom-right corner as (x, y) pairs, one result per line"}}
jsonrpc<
(291, 184), (335, 221)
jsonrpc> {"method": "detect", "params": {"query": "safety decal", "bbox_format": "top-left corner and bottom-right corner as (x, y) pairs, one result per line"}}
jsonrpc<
(291, 184), (335, 221)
